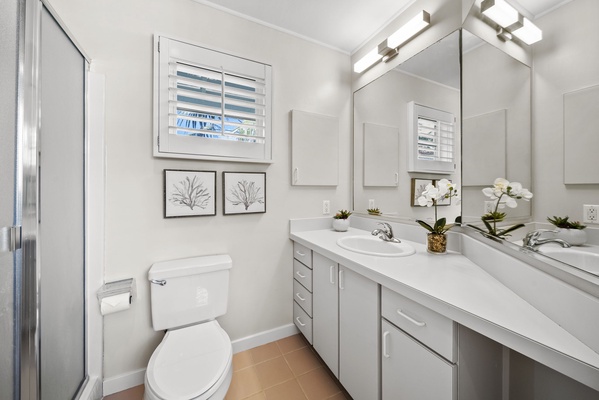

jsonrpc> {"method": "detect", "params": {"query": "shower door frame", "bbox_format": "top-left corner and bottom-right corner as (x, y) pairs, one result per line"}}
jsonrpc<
(15, 0), (102, 398)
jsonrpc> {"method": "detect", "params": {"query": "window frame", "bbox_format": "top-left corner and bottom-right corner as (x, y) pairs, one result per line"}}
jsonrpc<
(153, 35), (273, 163)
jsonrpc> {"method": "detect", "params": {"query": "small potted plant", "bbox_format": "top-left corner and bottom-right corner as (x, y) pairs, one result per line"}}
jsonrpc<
(367, 207), (381, 216)
(332, 209), (352, 232)
(547, 216), (587, 246)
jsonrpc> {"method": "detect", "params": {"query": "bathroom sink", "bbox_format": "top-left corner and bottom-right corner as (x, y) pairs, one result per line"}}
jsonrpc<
(336, 236), (415, 257)
(539, 248), (599, 275)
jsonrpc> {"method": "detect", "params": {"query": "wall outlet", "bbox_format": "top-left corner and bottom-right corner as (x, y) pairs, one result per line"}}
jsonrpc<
(583, 204), (599, 223)
(323, 200), (330, 215)
(368, 199), (375, 209)
(484, 201), (495, 214)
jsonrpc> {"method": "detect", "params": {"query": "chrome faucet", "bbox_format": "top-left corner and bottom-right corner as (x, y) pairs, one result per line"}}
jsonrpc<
(371, 222), (401, 243)
(522, 229), (571, 251)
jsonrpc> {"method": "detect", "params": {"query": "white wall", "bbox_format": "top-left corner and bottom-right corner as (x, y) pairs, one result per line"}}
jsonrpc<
(46, 0), (351, 380)
(532, 0), (599, 221)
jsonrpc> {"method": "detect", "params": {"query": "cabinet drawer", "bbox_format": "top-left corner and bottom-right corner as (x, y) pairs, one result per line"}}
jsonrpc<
(382, 287), (456, 362)
(294, 301), (313, 344)
(293, 242), (312, 268)
(293, 279), (312, 317)
(293, 260), (313, 291)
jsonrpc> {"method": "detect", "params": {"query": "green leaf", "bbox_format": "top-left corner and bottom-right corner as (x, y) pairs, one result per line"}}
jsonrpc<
(416, 220), (434, 232)
(482, 219), (495, 234)
(497, 223), (525, 238)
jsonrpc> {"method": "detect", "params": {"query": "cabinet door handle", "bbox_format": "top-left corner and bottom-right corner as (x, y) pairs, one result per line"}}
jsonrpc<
(296, 250), (306, 257)
(296, 271), (306, 279)
(293, 168), (299, 184)
(395, 172), (399, 184)
(329, 265), (335, 284)
(382, 331), (390, 358)
(338, 269), (344, 290)
(397, 309), (426, 327)
(296, 317), (306, 327)
(295, 293), (305, 302)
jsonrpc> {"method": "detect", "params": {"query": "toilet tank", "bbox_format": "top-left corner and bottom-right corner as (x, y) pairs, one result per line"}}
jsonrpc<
(148, 255), (232, 331)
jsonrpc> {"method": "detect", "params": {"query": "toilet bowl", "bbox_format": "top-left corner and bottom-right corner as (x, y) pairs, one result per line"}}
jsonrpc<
(144, 321), (232, 400)
(144, 255), (234, 400)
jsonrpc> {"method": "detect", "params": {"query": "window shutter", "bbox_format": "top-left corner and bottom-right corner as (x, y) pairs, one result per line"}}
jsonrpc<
(155, 36), (272, 162)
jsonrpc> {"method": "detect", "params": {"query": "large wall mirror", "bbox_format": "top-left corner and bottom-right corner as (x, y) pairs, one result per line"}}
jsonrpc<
(353, 0), (599, 285)
(353, 30), (461, 225)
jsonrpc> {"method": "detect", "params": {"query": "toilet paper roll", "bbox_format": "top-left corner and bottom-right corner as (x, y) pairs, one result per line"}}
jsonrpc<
(100, 292), (131, 315)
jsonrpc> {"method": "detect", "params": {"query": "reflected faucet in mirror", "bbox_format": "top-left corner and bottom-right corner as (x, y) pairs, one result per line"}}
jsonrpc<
(522, 229), (572, 251)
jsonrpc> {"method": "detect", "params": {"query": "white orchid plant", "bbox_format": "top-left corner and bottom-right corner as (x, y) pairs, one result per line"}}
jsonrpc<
(415, 179), (460, 234)
(470, 178), (533, 239)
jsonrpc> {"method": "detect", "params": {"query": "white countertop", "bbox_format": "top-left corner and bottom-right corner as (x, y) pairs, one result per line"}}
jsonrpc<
(290, 225), (599, 390)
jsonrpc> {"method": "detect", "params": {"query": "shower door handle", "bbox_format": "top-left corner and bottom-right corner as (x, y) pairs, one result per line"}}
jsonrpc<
(0, 226), (21, 253)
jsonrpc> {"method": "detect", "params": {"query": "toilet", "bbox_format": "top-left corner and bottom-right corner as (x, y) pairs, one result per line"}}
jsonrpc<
(144, 255), (233, 400)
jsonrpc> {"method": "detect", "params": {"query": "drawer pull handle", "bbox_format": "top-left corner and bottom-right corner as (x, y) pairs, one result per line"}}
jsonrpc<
(329, 265), (335, 284)
(295, 293), (306, 301)
(397, 309), (426, 327)
(296, 271), (306, 279)
(382, 331), (390, 358)
(296, 250), (306, 257)
(296, 317), (306, 327)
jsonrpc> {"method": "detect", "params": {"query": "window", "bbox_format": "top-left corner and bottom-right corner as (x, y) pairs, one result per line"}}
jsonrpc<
(154, 36), (272, 162)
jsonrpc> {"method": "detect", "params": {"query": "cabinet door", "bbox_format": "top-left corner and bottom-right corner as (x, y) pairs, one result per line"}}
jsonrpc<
(312, 253), (339, 377)
(339, 266), (379, 400)
(382, 319), (456, 400)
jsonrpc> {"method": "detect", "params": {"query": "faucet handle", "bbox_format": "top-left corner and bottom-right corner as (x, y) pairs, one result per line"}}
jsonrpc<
(378, 222), (393, 234)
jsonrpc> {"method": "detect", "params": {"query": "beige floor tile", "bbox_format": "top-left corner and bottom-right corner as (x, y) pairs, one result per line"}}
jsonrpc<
(255, 356), (295, 389)
(225, 365), (262, 400)
(233, 350), (254, 371)
(284, 347), (322, 376)
(297, 368), (342, 400)
(103, 385), (144, 400)
(327, 391), (351, 399)
(242, 392), (267, 400)
(264, 379), (309, 400)
(276, 334), (308, 354)
(250, 342), (282, 364)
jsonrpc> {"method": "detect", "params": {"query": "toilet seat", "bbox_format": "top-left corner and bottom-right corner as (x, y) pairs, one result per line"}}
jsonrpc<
(145, 320), (232, 400)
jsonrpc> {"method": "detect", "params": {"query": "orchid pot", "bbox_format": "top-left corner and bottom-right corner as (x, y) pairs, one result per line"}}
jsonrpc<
(427, 232), (447, 254)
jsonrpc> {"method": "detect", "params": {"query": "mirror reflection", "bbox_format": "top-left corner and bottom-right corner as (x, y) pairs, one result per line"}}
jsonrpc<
(353, 30), (461, 225)
(461, 29), (531, 223)
(352, 0), (599, 281)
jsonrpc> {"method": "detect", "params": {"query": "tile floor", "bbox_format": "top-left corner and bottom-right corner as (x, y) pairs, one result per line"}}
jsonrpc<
(104, 334), (350, 400)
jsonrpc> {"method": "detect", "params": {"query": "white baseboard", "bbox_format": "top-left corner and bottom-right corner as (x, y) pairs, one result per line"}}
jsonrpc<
(102, 323), (299, 395)
(231, 323), (299, 353)
(103, 368), (146, 396)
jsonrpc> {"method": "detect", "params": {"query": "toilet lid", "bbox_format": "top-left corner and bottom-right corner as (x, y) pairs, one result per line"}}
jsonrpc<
(147, 320), (232, 400)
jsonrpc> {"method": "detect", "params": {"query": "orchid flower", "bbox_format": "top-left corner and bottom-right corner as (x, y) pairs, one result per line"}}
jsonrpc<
(415, 180), (460, 234)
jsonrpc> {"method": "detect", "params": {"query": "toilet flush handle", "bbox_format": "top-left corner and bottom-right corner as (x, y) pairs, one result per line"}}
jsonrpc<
(150, 279), (167, 286)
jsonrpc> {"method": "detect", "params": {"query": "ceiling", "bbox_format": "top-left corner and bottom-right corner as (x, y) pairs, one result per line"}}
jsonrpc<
(194, 0), (570, 54)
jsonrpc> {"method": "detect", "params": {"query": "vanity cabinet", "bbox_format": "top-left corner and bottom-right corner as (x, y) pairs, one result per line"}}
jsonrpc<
(381, 287), (457, 400)
(312, 252), (379, 400)
(292, 242), (313, 344)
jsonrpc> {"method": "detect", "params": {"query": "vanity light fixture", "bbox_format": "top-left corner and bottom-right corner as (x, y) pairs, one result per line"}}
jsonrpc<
(354, 47), (383, 74)
(480, 0), (542, 45)
(353, 10), (431, 74)
(511, 17), (543, 45)
(481, 0), (519, 28)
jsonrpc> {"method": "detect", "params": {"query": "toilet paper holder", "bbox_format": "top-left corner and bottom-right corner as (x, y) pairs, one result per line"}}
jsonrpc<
(97, 278), (135, 304)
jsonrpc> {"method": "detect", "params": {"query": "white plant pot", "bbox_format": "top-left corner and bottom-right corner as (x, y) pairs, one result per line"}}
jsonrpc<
(332, 219), (350, 232)
(554, 228), (587, 246)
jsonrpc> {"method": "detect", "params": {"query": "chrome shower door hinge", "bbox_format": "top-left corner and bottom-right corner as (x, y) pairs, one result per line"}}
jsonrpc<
(0, 226), (22, 253)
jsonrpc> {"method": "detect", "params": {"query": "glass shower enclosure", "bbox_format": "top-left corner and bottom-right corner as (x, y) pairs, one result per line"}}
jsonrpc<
(1, 0), (88, 398)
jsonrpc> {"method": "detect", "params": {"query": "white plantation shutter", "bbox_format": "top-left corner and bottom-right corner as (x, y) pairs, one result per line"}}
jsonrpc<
(155, 36), (272, 162)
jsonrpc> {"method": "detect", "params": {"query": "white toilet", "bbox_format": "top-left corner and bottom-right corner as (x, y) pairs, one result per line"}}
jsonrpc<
(144, 255), (233, 400)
